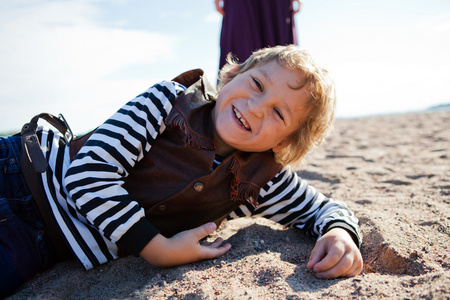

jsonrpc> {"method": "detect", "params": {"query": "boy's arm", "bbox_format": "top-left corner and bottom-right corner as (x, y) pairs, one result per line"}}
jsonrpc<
(229, 166), (361, 244)
(228, 166), (362, 277)
(65, 81), (185, 256)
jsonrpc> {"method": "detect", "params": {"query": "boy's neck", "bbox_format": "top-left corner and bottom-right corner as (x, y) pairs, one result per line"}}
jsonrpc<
(213, 131), (235, 157)
(214, 144), (235, 157)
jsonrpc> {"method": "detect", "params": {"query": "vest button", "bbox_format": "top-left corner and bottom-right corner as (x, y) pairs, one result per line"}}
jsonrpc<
(193, 182), (204, 192)
(158, 205), (167, 212)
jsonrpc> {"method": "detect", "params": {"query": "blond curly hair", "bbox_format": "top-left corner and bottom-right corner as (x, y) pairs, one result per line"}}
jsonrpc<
(217, 45), (336, 168)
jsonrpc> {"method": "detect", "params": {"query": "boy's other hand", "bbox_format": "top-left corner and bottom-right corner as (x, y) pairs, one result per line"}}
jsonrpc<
(306, 227), (363, 279)
(140, 222), (231, 267)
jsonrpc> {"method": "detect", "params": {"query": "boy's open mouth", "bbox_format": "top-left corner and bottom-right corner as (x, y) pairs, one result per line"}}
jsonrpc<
(233, 107), (251, 131)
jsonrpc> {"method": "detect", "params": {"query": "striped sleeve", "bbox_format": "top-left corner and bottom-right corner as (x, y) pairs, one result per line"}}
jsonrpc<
(228, 166), (361, 247)
(64, 81), (185, 255)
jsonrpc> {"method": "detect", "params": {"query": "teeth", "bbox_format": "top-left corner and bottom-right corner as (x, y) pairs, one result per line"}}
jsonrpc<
(233, 107), (251, 130)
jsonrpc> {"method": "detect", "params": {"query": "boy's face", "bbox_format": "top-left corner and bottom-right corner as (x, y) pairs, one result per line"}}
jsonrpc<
(212, 61), (311, 155)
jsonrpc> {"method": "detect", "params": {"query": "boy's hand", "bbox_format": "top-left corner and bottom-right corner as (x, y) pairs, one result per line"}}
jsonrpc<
(307, 227), (363, 279)
(140, 222), (231, 267)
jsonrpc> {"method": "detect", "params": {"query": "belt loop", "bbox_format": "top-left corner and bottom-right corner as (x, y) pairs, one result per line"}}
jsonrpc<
(58, 114), (73, 145)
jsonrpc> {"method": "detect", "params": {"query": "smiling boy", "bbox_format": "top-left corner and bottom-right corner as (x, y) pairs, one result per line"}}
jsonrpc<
(213, 60), (311, 155)
(1, 45), (362, 298)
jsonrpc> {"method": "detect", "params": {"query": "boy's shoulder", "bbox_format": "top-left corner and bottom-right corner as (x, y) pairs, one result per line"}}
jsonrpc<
(171, 69), (204, 88)
(169, 69), (217, 104)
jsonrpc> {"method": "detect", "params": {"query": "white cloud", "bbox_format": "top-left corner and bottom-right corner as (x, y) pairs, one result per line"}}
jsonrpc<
(416, 12), (450, 34)
(0, 0), (178, 133)
(299, 11), (450, 119)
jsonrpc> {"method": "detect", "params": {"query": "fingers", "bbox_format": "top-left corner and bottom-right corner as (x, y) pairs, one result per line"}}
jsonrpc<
(306, 242), (327, 269)
(190, 222), (231, 259)
(346, 262), (363, 278)
(311, 246), (345, 273)
(192, 222), (217, 240)
(202, 241), (232, 259)
(307, 230), (363, 279)
(315, 254), (361, 279)
(314, 251), (351, 279)
(313, 250), (363, 279)
(199, 237), (231, 260)
(201, 237), (224, 247)
(342, 250), (363, 278)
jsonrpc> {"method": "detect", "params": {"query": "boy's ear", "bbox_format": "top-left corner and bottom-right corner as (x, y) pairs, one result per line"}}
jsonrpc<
(272, 140), (288, 153)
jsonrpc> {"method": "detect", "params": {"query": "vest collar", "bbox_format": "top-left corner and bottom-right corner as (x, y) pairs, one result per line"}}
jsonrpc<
(166, 70), (217, 150)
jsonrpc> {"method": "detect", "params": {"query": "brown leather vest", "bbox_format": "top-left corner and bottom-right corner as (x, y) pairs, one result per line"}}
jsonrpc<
(72, 69), (282, 237)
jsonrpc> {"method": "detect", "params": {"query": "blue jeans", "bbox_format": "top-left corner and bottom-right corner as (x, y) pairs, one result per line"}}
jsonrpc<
(0, 135), (55, 298)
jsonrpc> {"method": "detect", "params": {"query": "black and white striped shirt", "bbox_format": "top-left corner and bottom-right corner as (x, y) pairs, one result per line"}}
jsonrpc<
(39, 80), (359, 270)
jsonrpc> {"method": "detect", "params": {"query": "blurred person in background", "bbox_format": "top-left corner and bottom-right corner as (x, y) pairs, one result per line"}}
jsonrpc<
(215, 0), (302, 70)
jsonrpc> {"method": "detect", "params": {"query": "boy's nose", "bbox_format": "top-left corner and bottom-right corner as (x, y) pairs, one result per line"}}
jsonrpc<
(248, 98), (268, 118)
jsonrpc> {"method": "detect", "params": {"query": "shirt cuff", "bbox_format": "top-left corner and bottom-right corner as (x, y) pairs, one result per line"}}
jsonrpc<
(117, 217), (160, 256)
(323, 220), (362, 248)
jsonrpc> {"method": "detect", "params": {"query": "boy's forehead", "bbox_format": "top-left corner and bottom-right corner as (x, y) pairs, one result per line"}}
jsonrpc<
(254, 61), (307, 90)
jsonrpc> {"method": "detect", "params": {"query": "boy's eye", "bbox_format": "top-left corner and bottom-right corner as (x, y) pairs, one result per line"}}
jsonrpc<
(252, 77), (263, 92)
(274, 108), (284, 121)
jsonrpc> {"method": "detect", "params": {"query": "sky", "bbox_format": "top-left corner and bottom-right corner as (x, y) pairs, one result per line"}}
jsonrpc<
(1, 0), (449, 134)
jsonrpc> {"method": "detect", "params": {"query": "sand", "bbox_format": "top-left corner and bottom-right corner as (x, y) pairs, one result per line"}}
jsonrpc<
(7, 110), (450, 299)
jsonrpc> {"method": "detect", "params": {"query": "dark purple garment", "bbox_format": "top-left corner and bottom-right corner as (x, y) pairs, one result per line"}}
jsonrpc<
(219, 0), (297, 70)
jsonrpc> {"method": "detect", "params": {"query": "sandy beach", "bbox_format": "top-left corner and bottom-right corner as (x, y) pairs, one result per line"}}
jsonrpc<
(7, 110), (450, 299)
